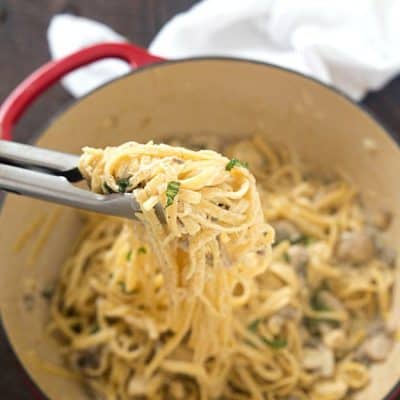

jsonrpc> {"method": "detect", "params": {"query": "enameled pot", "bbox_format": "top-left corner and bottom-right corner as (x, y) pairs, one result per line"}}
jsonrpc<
(0, 42), (399, 400)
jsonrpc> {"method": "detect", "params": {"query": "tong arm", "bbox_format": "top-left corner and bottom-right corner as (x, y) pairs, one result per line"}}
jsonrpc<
(0, 163), (140, 219)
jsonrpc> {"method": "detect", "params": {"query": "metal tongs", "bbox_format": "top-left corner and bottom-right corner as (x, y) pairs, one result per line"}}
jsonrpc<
(0, 140), (140, 219)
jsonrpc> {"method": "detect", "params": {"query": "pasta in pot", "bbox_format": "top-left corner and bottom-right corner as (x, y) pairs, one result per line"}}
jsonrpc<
(49, 137), (396, 400)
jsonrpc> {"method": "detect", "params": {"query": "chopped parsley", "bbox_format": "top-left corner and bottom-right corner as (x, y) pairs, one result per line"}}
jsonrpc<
(127, 247), (146, 260)
(90, 324), (100, 334)
(117, 177), (130, 193)
(248, 319), (260, 333)
(283, 252), (291, 263)
(304, 317), (320, 334)
(262, 337), (287, 349)
(310, 294), (330, 312)
(137, 246), (147, 255)
(291, 235), (314, 246)
(118, 281), (135, 295)
(166, 181), (180, 207)
(225, 158), (249, 171)
(304, 317), (339, 335)
(247, 319), (287, 349)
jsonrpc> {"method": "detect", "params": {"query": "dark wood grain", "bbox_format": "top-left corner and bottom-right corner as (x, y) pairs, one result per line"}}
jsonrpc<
(0, 0), (197, 143)
(1, 1), (400, 399)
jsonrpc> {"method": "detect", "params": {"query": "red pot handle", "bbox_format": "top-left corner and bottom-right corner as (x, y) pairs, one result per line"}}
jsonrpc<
(0, 42), (164, 140)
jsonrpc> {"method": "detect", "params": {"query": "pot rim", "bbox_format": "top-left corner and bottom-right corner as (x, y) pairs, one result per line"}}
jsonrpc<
(1, 54), (399, 400)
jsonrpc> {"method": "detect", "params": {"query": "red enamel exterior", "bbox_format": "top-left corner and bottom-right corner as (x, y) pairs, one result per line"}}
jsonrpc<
(0, 42), (164, 140)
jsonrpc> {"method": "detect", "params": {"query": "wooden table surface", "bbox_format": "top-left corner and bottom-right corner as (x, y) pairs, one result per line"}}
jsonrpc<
(1, 1), (400, 399)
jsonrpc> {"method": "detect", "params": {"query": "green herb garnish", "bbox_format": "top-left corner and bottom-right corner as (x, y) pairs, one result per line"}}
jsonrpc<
(248, 319), (260, 333)
(117, 177), (130, 193)
(118, 281), (135, 295)
(90, 324), (100, 334)
(126, 250), (132, 261)
(262, 337), (288, 349)
(310, 295), (330, 312)
(304, 317), (339, 334)
(247, 320), (287, 349)
(304, 317), (320, 334)
(225, 159), (249, 171)
(291, 235), (314, 246)
(166, 181), (180, 207)
(283, 252), (291, 262)
(137, 246), (147, 255)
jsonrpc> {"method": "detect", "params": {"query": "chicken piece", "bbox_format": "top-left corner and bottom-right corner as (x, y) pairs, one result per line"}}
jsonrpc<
(272, 220), (301, 243)
(323, 329), (346, 350)
(336, 231), (376, 264)
(361, 332), (393, 362)
(302, 345), (335, 378)
(311, 379), (348, 400)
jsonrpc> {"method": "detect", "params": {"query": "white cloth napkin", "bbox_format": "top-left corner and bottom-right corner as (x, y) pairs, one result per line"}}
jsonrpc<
(48, 0), (400, 100)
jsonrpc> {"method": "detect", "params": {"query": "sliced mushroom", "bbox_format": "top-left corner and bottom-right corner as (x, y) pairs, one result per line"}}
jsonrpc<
(287, 245), (309, 269)
(361, 332), (393, 362)
(323, 328), (346, 350)
(311, 379), (348, 400)
(272, 220), (301, 243)
(336, 231), (376, 264)
(302, 345), (335, 378)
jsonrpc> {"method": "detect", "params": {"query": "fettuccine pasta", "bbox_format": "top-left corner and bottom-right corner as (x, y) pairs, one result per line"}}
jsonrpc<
(49, 137), (396, 400)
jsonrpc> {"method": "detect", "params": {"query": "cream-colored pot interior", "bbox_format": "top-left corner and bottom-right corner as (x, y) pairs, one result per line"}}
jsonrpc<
(0, 59), (399, 399)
